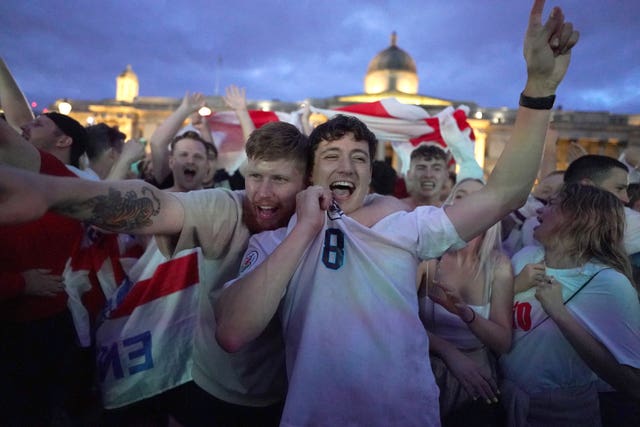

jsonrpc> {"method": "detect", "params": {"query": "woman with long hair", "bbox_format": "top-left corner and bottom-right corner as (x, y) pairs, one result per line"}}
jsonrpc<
(418, 178), (514, 425)
(502, 183), (640, 426)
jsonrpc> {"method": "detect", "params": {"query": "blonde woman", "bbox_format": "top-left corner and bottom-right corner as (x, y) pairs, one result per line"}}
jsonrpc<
(418, 178), (514, 423)
(503, 183), (640, 426)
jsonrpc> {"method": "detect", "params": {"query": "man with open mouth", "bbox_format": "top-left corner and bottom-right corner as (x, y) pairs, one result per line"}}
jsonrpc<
(215, 1), (580, 425)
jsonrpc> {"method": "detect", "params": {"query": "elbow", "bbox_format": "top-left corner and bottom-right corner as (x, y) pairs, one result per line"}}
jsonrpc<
(215, 324), (245, 353)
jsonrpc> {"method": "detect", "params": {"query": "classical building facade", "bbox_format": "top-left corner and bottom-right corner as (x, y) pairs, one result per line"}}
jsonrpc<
(51, 35), (640, 175)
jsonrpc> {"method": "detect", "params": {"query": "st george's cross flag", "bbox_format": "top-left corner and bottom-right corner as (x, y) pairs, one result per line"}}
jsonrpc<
(189, 110), (300, 174)
(64, 226), (135, 347)
(95, 240), (203, 408)
(188, 97), (481, 178)
(312, 98), (481, 177)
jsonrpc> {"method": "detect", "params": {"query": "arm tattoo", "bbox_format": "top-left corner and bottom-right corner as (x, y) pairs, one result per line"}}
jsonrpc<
(59, 186), (161, 231)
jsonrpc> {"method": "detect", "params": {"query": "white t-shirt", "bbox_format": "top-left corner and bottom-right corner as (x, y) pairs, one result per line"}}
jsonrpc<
(502, 245), (640, 394)
(234, 202), (465, 427)
(156, 188), (287, 407)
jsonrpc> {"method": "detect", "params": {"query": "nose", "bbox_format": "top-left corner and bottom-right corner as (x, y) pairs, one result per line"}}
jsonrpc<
(619, 190), (629, 204)
(336, 155), (355, 175)
(256, 179), (274, 198)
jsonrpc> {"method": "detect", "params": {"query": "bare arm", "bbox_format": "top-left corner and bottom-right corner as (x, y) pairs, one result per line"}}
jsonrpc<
(536, 280), (640, 399)
(0, 57), (35, 130)
(150, 91), (206, 183)
(446, 0), (579, 241)
(215, 186), (331, 352)
(106, 138), (146, 180)
(423, 255), (514, 354)
(0, 163), (184, 236)
(190, 111), (214, 144)
(300, 102), (312, 136)
(0, 115), (41, 171)
(467, 255), (514, 354)
(224, 85), (255, 143)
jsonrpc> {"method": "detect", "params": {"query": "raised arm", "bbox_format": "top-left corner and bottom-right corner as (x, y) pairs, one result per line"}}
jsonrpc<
(0, 113), (41, 171)
(106, 138), (146, 180)
(0, 162), (184, 236)
(224, 84), (255, 143)
(150, 91), (207, 184)
(0, 57), (35, 130)
(190, 111), (214, 144)
(215, 186), (331, 352)
(445, 0), (579, 241)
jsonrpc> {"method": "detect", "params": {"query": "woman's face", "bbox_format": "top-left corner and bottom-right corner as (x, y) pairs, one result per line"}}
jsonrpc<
(533, 197), (567, 246)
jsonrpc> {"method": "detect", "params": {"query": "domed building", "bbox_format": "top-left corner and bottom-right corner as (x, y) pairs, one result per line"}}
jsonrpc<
(50, 38), (640, 175)
(364, 32), (418, 95)
(337, 32), (455, 108)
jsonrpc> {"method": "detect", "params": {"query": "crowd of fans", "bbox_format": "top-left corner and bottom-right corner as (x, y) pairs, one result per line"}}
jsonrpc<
(0, 1), (638, 426)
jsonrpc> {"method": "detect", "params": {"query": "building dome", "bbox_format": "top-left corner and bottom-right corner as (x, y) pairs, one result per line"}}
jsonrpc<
(364, 33), (419, 95)
(367, 32), (417, 74)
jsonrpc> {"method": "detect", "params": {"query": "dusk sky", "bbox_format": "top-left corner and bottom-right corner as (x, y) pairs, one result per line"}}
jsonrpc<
(1, 0), (638, 114)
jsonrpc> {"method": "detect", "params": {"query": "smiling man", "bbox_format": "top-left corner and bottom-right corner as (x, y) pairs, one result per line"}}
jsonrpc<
(0, 120), (307, 426)
(215, 1), (580, 424)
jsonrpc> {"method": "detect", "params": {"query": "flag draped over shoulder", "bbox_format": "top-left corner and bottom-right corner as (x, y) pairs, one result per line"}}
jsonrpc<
(95, 240), (204, 409)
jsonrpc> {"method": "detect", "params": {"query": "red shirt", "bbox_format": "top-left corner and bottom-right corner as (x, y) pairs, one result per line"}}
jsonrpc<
(0, 150), (84, 321)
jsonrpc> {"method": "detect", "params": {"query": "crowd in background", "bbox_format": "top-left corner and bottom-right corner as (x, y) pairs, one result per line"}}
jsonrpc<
(0, 1), (638, 426)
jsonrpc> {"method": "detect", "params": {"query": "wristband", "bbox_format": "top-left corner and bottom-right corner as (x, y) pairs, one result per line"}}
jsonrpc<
(519, 92), (556, 110)
(462, 307), (477, 324)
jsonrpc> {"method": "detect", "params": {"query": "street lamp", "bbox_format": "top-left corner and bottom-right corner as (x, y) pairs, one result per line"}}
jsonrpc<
(58, 99), (72, 115)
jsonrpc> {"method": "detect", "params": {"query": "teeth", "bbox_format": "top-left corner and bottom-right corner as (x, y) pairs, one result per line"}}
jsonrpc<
(330, 181), (354, 188)
(420, 181), (435, 190)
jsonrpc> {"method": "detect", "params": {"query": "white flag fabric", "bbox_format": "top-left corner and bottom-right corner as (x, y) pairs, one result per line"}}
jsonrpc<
(95, 240), (203, 409)
(194, 110), (296, 174)
(64, 226), (134, 347)
(186, 98), (479, 176)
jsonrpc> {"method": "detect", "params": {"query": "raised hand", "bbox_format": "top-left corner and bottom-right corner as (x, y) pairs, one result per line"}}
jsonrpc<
(121, 138), (146, 165)
(179, 91), (207, 114)
(224, 85), (247, 111)
(295, 185), (332, 237)
(524, 0), (580, 95)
